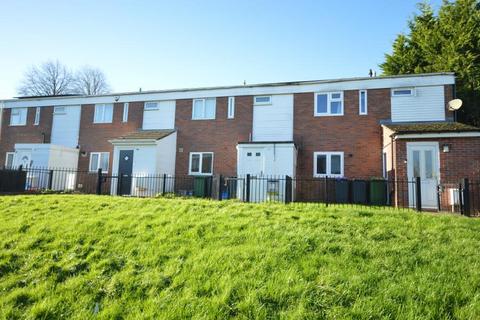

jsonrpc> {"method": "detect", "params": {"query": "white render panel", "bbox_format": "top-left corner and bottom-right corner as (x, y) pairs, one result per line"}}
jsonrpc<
(51, 105), (81, 148)
(237, 143), (296, 176)
(391, 86), (445, 122)
(253, 94), (293, 141)
(142, 100), (176, 130)
(2, 74), (455, 108)
(156, 132), (176, 175)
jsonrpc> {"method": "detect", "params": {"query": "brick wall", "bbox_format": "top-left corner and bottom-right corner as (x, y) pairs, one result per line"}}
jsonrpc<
(294, 89), (391, 178)
(77, 103), (143, 172)
(444, 84), (455, 121)
(175, 96), (253, 176)
(0, 107), (53, 166)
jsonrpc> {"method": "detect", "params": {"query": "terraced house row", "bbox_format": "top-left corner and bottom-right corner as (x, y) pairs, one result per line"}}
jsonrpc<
(1, 72), (480, 208)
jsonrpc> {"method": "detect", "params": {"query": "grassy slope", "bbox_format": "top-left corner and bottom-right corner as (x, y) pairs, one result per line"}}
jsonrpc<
(0, 196), (479, 319)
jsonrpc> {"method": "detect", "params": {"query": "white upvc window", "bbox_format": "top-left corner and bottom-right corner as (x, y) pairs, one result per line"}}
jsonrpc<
(359, 90), (368, 115)
(392, 87), (415, 97)
(5, 152), (15, 169)
(314, 92), (344, 116)
(189, 152), (214, 175)
(144, 102), (159, 110)
(313, 152), (344, 177)
(54, 106), (66, 114)
(227, 97), (235, 119)
(254, 96), (272, 105)
(192, 98), (216, 120)
(94, 104), (113, 123)
(10, 108), (27, 126)
(34, 107), (41, 125)
(89, 152), (110, 172)
(122, 103), (129, 122)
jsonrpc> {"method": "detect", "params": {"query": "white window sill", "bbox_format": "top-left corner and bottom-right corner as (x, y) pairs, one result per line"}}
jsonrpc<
(314, 113), (344, 117)
(191, 118), (216, 121)
(9, 123), (27, 126)
(313, 174), (344, 178)
(93, 121), (113, 124)
(189, 172), (213, 176)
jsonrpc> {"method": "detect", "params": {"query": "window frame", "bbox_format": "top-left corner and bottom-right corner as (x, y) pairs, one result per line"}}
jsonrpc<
(10, 107), (28, 126)
(359, 90), (368, 115)
(89, 152), (110, 173)
(53, 106), (66, 114)
(144, 102), (159, 111)
(34, 107), (41, 125)
(122, 103), (129, 122)
(227, 97), (235, 119)
(313, 151), (344, 178)
(192, 98), (216, 120)
(93, 103), (114, 124)
(254, 96), (272, 105)
(314, 92), (344, 116)
(5, 152), (15, 169)
(391, 87), (415, 97)
(188, 152), (214, 176)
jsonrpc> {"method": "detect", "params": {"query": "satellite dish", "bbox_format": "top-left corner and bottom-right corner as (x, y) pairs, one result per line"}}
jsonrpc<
(448, 99), (463, 111)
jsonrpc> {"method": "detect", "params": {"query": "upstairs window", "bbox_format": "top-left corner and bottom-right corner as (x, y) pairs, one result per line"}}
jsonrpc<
(122, 103), (129, 122)
(189, 152), (213, 175)
(359, 90), (368, 115)
(144, 102), (159, 110)
(10, 108), (27, 126)
(192, 98), (216, 120)
(227, 97), (235, 119)
(313, 152), (344, 177)
(34, 107), (41, 125)
(89, 152), (110, 172)
(254, 96), (272, 105)
(315, 92), (343, 116)
(94, 104), (113, 123)
(392, 88), (415, 97)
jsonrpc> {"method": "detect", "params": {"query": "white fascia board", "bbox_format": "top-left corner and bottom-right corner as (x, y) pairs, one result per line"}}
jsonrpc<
(2, 74), (455, 108)
(395, 132), (480, 139)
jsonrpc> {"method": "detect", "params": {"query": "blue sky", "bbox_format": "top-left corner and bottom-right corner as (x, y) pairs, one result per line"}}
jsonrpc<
(0, 0), (443, 98)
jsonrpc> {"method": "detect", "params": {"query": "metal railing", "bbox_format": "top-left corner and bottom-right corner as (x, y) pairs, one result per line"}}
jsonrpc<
(0, 166), (478, 215)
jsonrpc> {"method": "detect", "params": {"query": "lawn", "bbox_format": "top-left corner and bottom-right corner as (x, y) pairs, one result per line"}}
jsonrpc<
(0, 196), (479, 319)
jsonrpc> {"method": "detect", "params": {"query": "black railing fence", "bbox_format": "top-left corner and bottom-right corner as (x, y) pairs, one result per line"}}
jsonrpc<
(1, 166), (478, 216)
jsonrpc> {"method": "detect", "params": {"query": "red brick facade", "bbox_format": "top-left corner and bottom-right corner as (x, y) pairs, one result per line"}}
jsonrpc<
(294, 89), (391, 178)
(0, 107), (53, 166)
(77, 103), (143, 172)
(174, 96), (253, 177)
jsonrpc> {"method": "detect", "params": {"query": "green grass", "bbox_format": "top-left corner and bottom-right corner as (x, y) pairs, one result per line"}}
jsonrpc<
(0, 196), (480, 319)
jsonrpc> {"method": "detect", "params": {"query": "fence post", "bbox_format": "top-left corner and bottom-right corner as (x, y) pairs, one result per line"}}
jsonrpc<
(117, 173), (123, 196)
(462, 178), (470, 216)
(415, 177), (422, 212)
(215, 174), (223, 201)
(96, 168), (103, 195)
(18, 165), (23, 172)
(162, 173), (167, 196)
(48, 170), (54, 190)
(324, 176), (329, 207)
(284, 175), (292, 204)
(245, 174), (251, 203)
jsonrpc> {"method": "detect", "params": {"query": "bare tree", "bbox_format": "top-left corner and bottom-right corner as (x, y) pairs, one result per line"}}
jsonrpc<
(17, 60), (75, 96)
(73, 66), (111, 95)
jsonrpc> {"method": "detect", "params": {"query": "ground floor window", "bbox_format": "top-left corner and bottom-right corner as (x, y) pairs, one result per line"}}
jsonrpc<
(189, 152), (213, 175)
(313, 152), (344, 177)
(5, 152), (14, 169)
(89, 152), (110, 172)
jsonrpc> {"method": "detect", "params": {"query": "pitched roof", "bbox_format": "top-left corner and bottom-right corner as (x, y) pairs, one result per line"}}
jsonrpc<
(384, 122), (480, 134)
(116, 129), (175, 140)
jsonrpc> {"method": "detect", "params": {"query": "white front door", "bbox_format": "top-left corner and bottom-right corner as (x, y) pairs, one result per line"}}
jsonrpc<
(407, 142), (440, 209)
(244, 150), (264, 176)
(15, 150), (33, 168)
